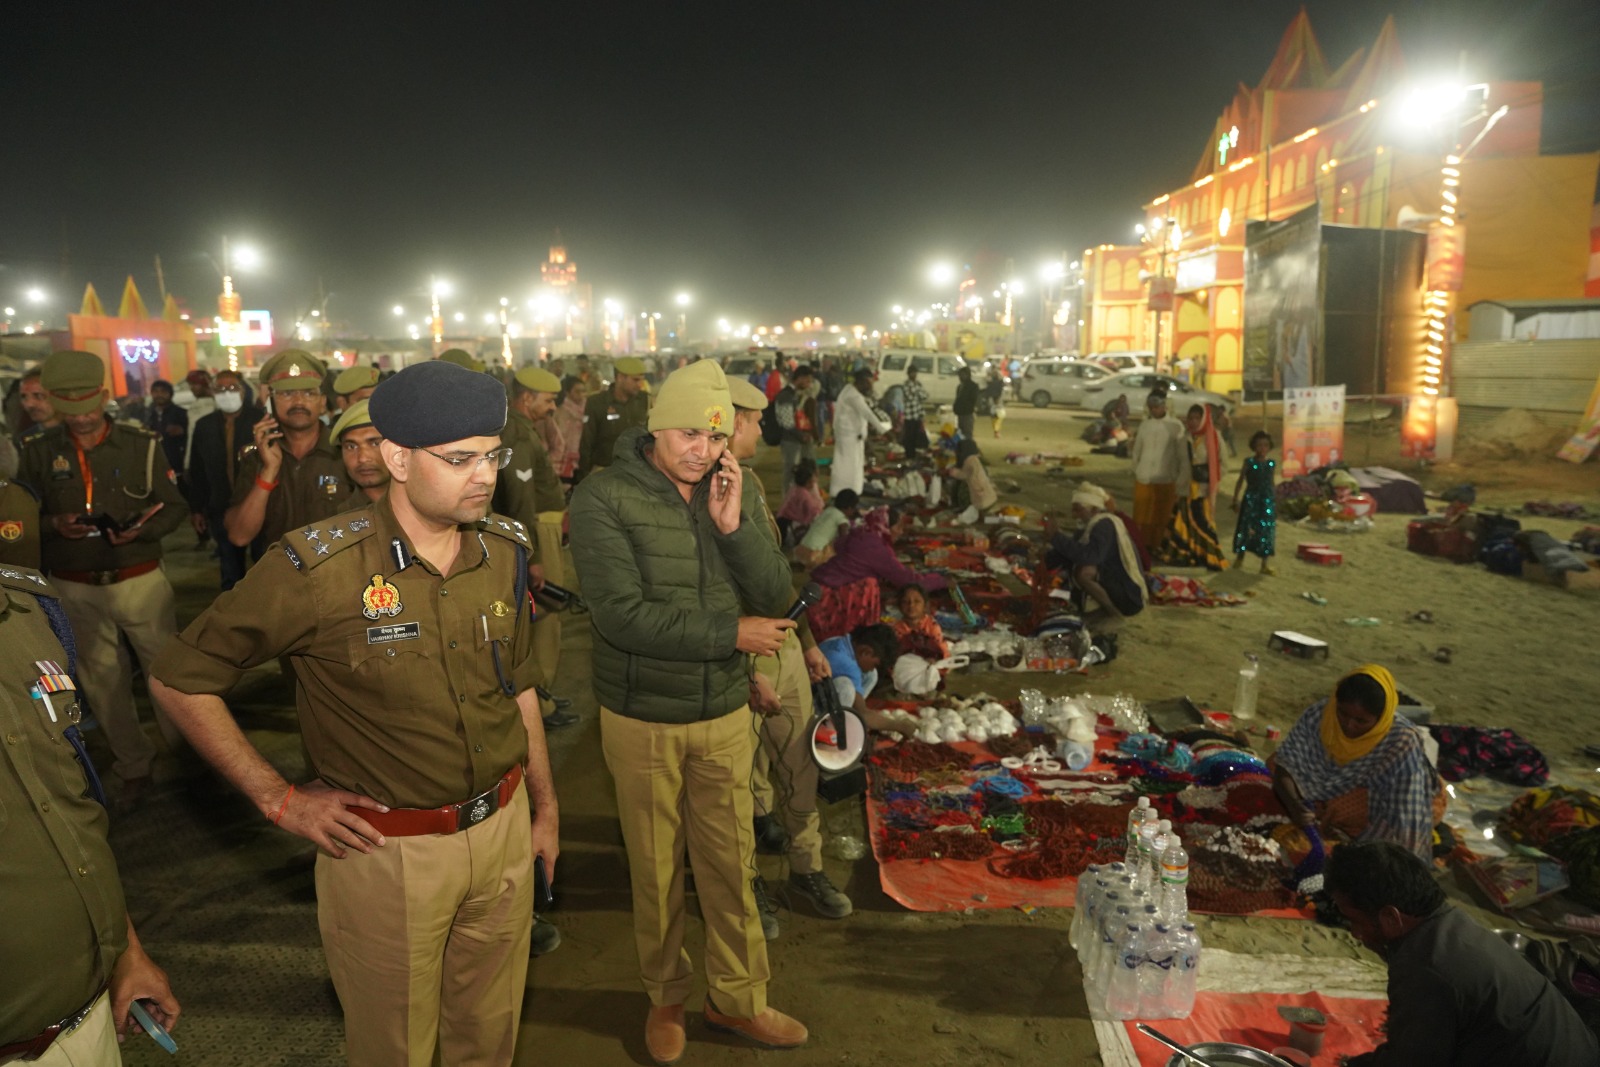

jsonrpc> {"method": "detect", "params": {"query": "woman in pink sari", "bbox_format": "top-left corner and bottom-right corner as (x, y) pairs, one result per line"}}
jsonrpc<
(545, 379), (587, 484)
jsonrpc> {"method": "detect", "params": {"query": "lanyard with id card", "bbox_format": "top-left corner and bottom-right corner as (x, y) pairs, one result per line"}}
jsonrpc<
(31, 660), (107, 807)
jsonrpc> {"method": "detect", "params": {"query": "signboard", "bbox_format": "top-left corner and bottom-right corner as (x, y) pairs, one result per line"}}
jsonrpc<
(115, 338), (161, 365)
(1243, 204), (1322, 393)
(1425, 222), (1465, 292)
(217, 309), (273, 348)
(1147, 276), (1175, 312)
(1281, 385), (1346, 478)
(1175, 251), (1218, 293)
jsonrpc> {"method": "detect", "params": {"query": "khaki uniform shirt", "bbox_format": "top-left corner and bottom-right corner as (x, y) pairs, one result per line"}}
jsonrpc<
(0, 479), (42, 570)
(576, 388), (648, 480)
(17, 420), (188, 573)
(741, 466), (816, 685)
(0, 566), (127, 1043)
(152, 495), (543, 810)
(230, 429), (353, 548)
(494, 412), (564, 565)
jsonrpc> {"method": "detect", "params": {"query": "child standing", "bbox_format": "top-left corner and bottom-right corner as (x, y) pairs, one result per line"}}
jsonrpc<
(947, 437), (998, 522)
(1230, 430), (1278, 574)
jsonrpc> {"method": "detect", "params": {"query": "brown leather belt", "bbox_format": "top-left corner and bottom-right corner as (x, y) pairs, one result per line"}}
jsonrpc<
(0, 984), (106, 1061)
(50, 560), (161, 586)
(354, 766), (522, 836)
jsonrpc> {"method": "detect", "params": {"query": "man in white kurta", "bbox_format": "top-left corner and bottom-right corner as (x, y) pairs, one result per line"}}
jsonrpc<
(829, 369), (891, 496)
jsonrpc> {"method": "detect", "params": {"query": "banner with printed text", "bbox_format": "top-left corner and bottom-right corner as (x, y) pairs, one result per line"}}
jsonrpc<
(1281, 385), (1346, 478)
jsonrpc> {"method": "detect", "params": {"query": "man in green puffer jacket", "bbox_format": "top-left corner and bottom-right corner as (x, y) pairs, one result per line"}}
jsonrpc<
(569, 358), (809, 1065)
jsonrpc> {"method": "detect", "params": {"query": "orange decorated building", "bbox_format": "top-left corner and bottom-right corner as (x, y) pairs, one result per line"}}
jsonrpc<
(50, 277), (199, 400)
(1082, 11), (1599, 397)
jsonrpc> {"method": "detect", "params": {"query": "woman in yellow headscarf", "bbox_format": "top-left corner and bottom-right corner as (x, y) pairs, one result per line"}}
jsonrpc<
(1270, 665), (1444, 859)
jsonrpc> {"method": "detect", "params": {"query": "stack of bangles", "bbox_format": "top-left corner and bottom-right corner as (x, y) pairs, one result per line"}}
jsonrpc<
(270, 785), (296, 825)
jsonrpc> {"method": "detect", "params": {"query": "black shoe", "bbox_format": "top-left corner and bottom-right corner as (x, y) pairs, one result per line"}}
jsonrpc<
(530, 916), (562, 956)
(551, 696), (573, 711)
(751, 876), (780, 941)
(543, 710), (579, 729)
(753, 814), (790, 856)
(788, 870), (853, 919)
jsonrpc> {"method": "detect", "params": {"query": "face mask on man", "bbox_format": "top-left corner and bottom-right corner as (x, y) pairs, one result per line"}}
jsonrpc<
(214, 391), (244, 414)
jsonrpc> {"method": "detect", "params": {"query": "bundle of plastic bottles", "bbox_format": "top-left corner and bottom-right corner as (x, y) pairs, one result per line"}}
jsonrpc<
(1069, 796), (1201, 1021)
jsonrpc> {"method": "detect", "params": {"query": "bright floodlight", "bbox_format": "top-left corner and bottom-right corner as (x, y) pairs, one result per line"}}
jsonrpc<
(1039, 261), (1065, 282)
(453, 312), (465, 323)
(928, 262), (955, 286)
(675, 292), (692, 308)
(1397, 82), (1469, 127)
(392, 305), (405, 316)
(26, 287), (46, 303)
(1007, 279), (1025, 295)
(432, 278), (452, 297)
(1134, 223), (1147, 236)
(231, 245), (262, 271)
(892, 304), (903, 315)
(484, 313), (497, 325)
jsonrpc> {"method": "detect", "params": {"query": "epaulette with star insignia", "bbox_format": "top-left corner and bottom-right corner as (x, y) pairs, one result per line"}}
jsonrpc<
(0, 563), (55, 597)
(281, 509), (380, 571)
(476, 512), (533, 549)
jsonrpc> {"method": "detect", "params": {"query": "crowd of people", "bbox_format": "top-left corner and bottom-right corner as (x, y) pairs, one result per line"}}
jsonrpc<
(1, 345), (1592, 1067)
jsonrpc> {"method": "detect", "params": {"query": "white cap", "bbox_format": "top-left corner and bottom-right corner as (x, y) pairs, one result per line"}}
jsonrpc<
(1158, 819), (1172, 831)
(1136, 796), (1151, 808)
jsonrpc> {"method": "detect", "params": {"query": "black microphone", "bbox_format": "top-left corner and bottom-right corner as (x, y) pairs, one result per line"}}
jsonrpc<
(785, 582), (822, 621)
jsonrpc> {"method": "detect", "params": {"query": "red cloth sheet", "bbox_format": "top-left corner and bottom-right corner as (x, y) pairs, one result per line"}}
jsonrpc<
(1124, 990), (1387, 1065)
(867, 738), (1310, 920)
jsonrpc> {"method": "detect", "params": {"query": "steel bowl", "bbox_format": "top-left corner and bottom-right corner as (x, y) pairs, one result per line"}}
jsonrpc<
(1163, 1043), (1295, 1067)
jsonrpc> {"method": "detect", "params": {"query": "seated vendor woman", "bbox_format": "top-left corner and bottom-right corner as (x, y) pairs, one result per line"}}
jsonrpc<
(811, 505), (948, 592)
(889, 583), (948, 660)
(1044, 483), (1148, 623)
(1271, 665), (1444, 860)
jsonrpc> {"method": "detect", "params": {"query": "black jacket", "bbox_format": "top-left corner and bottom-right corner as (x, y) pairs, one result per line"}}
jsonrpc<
(187, 406), (262, 513)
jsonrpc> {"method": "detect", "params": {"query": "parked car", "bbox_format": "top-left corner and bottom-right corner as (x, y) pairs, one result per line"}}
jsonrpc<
(722, 352), (780, 379)
(1016, 356), (1111, 408)
(874, 349), (984, 407)
(1090, 351), (1155, 373)
(1081, 371), (1234, 415)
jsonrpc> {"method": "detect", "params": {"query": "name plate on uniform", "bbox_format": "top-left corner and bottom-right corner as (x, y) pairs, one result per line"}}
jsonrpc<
(366, 622), (421, 645)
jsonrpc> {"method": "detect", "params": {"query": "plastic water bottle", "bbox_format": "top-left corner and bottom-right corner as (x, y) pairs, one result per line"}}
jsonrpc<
(1070, 869), (1107, 950)
(1125, 797), (1152, 865)
(1148, 819), (1173, 889)
(1158, 836), (1190, 922)
(1233, 653), (1260, 721)
(1140, 923), (1177, 1018)
(1104, 923), (1147, 1020)
(1170, 923), (1201, 1018)
(1134, 814), (1162, 891)
(1081, 890), (1120, 969)
(1088, 903), (1132, 1002)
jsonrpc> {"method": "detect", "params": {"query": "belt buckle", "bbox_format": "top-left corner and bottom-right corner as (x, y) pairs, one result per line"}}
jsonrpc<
(455, 785), (499, 831)
(95, 570), (116, 586)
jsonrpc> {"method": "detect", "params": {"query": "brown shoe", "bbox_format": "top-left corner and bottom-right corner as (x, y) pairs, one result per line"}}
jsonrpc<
(645, 1004), (686, 1065)
(703, 1003), (808, 1049)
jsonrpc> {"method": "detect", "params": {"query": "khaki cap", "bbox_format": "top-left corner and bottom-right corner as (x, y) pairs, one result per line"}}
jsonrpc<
(330, 398), (376, 441)
(436, 348), (487, 373)
(40, 350), (109, 414)
(728, 377), (768, 411)
(647, 359), (731, 434)
(263, 349), (325, 391)
(613, 356), (648, 377)
(334, 365), (382, 395)
(514, 366), (562, 393)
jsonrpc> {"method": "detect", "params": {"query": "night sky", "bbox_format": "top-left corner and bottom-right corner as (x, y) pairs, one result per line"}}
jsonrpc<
(4, 1), (1597, 337)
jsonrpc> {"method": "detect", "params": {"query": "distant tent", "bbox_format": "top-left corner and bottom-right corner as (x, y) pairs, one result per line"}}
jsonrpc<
(80, 282), (106, 317)
(161, 292), (183, 322)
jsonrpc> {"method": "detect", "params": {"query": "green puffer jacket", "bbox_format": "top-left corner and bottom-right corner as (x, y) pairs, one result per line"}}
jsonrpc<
(568, 427), (793, 723)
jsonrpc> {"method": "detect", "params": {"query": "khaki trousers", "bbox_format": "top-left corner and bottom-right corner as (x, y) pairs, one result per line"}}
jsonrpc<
(532, 513), (565, 708)
(751, 639), (823, 874)
(26, 992), (117, 1066)
(601, 707), (769, 1017)
(316, 784), (534, 1067)
(1132, 481), (1177, 552)
(52, 567), (179, 781)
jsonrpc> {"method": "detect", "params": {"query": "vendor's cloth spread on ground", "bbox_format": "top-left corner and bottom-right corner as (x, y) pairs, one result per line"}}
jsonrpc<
(866, 733), (1310, 918)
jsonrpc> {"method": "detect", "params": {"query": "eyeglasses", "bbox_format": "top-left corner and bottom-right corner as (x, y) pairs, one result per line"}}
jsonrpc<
(415, 446), (514, 472)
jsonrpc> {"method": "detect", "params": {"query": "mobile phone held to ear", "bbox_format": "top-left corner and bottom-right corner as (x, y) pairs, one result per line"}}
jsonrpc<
(534, 856), (554, 909)
(129, 999), (178, 1054)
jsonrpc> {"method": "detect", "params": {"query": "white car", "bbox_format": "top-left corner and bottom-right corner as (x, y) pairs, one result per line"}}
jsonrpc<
(1090, 351), (1155, 373)
(1081, 371), (1234, 415)
(1016, 357), (1111, 408)
(874, 349), (983, 407)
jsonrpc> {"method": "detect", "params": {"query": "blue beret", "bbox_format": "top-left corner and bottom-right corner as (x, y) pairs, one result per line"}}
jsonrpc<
(368, 361), (507, 447)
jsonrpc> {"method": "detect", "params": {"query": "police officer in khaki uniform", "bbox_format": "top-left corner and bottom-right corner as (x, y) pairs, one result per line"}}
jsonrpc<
(150, 361), (559, 1067)
(225, 349), (353, 552)
(495, 365), (576, 730)
(16, 350), (189, 803)
(576, 355), (649, 481)
(329, 399), (389, 512)
(332, 364), (382, 411)
(0, 563), (181, 1064)
(436, 348), (487, 372)
(0, 435), (41, 568)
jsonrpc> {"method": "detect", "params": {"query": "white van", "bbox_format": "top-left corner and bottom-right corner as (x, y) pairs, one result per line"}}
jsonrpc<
(874, 349), (981, 408)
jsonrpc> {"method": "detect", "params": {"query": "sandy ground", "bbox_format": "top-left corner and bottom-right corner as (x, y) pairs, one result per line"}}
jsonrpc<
(109, 402), (1600, 1066)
